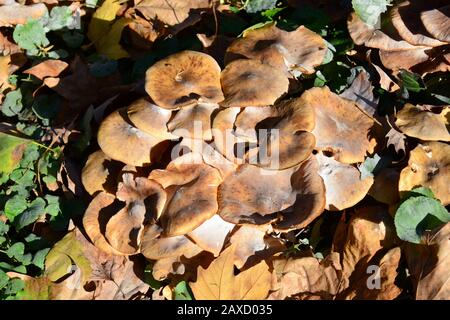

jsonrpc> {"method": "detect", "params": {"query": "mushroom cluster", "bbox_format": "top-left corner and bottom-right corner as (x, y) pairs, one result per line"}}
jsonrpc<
(81, 24), (379, 280)
(348, 0), (450, 75)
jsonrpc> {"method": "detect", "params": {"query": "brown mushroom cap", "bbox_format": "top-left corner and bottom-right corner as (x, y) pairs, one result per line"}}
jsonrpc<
(97, 108), (168, 167)
(399, 142), (450, 205)
(220, 59), (289, 107)
(167, 102), (219, 141)
(83, 192), (125, 256)
(145, 50), (224, 110)
(226, 23), (327, 74)
(368, 168), (400, 205)
(140, 224), (203, 260)
(105, 174), (167, 255)
(81, 150), (123, 196)
(395, 104), (450, 141)
(234, 106), (275, 143)
(420, 5), (450, 43)
(126, 98), (176, 140)
(391, 1), (447, 47)
(218, 164), (297, 225)
(300, 86), (375, 164)
(274, 156), (326, 231)
(187, 214), (234, 257)
(149, 153), (222, 237)
(315, 152), (374, 211)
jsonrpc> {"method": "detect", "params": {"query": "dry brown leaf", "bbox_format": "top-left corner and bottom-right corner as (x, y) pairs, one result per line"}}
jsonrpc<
(190, 244), (271, 300)
(23, 60), (69, 80)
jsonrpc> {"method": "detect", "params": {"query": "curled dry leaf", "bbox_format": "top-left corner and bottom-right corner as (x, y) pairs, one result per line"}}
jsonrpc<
(300, 86), (375, 164)
(145, 50), (224, 110)
(149, 153), (222, 236)
(190, 244), (271, 300)
(399, 142), (450, 205)
(23, 60), (69, 81)
(395, 104), (450, 141)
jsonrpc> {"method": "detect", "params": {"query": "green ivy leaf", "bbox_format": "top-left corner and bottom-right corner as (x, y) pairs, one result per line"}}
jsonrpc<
(46, 6), (78, 31)
(352, 0), (391, 27)
(0, 220), (10, 235)
(3, 278), (25, 295)
(0, 131), (31, 174)
(0, 270), (9, 290)
(358, 154), (390, 180)
(6, 242), (25, 259)
(15, 198), (46, 230)
(32, 248), (50, 269)
(395, 194), (450, 244)
(245, 0), (277, 13)
(4, 196), (28, 221)
(1, 90), (23, 117)
(44, 195), (60, 217)
(13, 19), (49, 56)
(399, 70), (426, 93)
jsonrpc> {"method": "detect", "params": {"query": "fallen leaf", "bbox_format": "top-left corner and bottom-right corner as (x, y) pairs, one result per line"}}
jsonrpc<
(23, 60), (69, 80)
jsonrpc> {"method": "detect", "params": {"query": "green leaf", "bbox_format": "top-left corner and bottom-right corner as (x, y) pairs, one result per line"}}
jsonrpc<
(399, 70), (426, 93)
(0, 262), (26, 274)
(352, 0), (391, 27)
(1, 90), (23, 117)
(6, 242), (25, 259)
(33, 248), (50, 269)
(0, 270), (9, 290)
(0, 131), (31, 174)
(3, 278), (25, 295)
(46, 6), (78, 31)
(62, 31), (84, 48)
(45, 231), (92, 284)
(44, 195), (60, 217)
(358, 154), (390, 179)
(395, 196), (450, 244)
(0, 221), (9, 235)
(13, 19), (49, 56)
(245, 0), (277, 13)
(403, 186), (435, 200)
(15, 198), (46, 230)
(4, 196), (28, 221)
(174, 281), (193, 300)
(261, 7), (285, 20)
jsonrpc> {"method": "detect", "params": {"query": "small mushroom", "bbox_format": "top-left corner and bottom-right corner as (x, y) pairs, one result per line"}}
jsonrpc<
(299, 86), (375, 164)
(149, 153), (222, 236)
(97, 108), (170, 166)
(395, 104), (450, 141)
(220, 59), (289, 107)
(315, 152), (374, 211)
(81, 150), (123, 196)
(399, 142), (450, 205)
(105, 173), (167, 255)
(126, 98), (176, 140)
(167, 102), (219, 141)
(145, 50), (224, 109)
(225, 23), (327, 74)
(218, 164), (297, 225)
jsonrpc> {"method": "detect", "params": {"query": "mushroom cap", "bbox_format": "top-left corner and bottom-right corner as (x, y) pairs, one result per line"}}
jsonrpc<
(81, 150), (123, 196)
(315, 152), (374, 211)
(395, 104), (450, 141)
(218, 164), (297, 225)
(300, 87), (375, 164)
(149, 153), (222, 237)
(220, 59), (289, 107)
(126, 98), (176, 140)
(274, 155), (326, 231)
(420, 4), (450, 43)
(347, 12), (418, 51)
(140, 224), (202, 260)
(105, 174), (167, 255)
(97, 108), (168, 167)
(399, 142), (450, 205)
(167, 102), (219, 141)
(83, 192), (126, 256)
(226, 23), (327, 74)
(187, 214), (234, 257)
(234, 106), (275, 143)
(391, 1), (447, 47)
(145, 50), (224, 110)
(368, 168), (400, 205)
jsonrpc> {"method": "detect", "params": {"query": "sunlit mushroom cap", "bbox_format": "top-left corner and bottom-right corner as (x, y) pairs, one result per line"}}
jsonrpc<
(220, 59), (289, 107)
(315, 152), (374, 211)
(395, 104), (450, 141)
(226, 23), (327, 74)
(81, 150), (123, 196)
(299, 86), (375, 164)
(149, 153), (222, 237)
(126, 98), (176, 140)
(97, 108), (169, 167)
(399, 142), (450, 205)
(145, 50), (224, 110)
